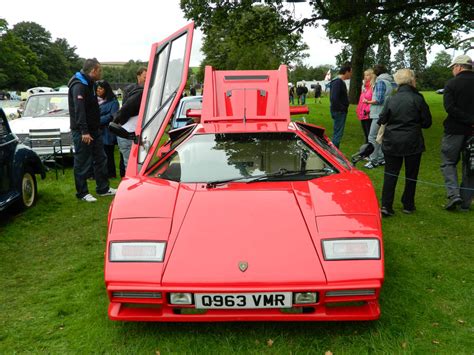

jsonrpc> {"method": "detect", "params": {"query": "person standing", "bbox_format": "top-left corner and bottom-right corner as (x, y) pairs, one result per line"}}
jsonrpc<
(314, 83), (322, 104)
(301, 82), (308, 105)
(122, 67), (147, 104)
(364, 64), (396, 169)
(356, 69), (375, 142)
(119, 66), (147, 177)
(289, 85), (295, 105)
(377, 69), (432, 217)
(96, 80), (119, 178)
(113, 85), (144, 171)
(440, 54), (474, 211)
(329, 62), (352, 148)
(68, 58), (116, 202)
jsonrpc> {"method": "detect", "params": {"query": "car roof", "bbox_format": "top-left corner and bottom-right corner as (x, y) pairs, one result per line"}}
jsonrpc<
(27, 92), (68, 98)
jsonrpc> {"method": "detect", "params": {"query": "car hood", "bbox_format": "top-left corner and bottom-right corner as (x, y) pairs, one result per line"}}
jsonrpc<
(9, 116), (70, 134)
(110, 171), (381, 286)
(162, 183), (327, 286)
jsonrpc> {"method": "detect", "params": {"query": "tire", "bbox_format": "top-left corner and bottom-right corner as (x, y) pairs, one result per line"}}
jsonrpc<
(13, 170), (38, 211)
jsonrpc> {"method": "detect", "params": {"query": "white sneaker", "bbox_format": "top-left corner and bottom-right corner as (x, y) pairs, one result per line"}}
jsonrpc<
(81, 193), (97, 202)
(98, 187), (117, 197)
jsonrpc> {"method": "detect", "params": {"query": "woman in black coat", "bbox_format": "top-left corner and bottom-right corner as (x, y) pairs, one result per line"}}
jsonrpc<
(377, 69), (432, 216)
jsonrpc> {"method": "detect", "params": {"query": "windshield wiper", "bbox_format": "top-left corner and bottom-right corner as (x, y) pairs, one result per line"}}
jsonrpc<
(206, 175), (253, 188)
(38, 108), (68, 117)
(246, 168), (335, 183)
(206, 168), (335, 188)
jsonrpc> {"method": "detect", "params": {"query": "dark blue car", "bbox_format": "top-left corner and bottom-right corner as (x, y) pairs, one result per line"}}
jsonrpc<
(0, 108), (46, 212)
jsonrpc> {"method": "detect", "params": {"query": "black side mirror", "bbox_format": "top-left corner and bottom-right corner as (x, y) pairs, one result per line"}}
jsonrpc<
(351, 143), (374, 165)
(109, 122), (137, 142)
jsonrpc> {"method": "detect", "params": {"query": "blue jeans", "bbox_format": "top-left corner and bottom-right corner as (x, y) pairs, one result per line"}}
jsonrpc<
(330, 111), (347, 148)
(367, 118), (384, 164)
(72, 130), (109, 198)
(117, 136), (133, 170)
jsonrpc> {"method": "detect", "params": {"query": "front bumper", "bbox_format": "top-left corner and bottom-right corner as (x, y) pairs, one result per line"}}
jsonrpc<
(106, 282), (382, 322)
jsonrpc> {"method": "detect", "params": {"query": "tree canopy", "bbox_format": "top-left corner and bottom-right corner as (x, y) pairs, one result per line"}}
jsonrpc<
(181, 1), (308, 74)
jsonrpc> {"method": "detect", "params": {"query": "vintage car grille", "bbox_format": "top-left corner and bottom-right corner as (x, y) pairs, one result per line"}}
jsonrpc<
(16, 132), (73, 148)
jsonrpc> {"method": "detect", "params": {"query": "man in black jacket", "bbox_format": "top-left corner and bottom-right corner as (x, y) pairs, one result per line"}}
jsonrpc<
(68, 58), (116, 202)
(329, 62), (352, 148)
(441, 54), (474, 211)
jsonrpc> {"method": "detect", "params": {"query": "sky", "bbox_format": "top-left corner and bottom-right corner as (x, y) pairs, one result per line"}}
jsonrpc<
(2, 0), (471, 72)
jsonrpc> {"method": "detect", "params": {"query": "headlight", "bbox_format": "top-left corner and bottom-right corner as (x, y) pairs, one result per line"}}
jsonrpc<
(322, 239), (380, 260)
(110, 242), (166, 262)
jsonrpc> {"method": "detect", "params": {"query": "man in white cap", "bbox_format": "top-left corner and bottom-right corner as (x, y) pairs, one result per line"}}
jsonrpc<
(441, 54), (474, 211)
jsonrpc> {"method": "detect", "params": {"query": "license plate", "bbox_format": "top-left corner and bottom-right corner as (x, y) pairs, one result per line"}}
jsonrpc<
(195, 292), (292, 309)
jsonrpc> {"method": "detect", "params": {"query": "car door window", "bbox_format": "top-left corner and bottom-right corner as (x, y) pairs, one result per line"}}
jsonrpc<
(138, 32), (189, 166)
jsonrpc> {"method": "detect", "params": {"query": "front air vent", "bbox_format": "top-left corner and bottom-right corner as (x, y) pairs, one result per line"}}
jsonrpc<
(112, 291), (162, 299)
(326, 290), (375, 297)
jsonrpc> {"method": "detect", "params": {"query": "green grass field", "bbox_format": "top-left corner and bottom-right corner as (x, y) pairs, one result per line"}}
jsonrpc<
(1, 92), (472, 353)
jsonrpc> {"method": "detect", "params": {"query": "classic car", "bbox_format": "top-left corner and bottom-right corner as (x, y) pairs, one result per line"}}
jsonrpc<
(171, 95), (203, 129)
(104, 23), (384, 322)
(9, 92), (73, 156)
(0, 108), (46, 212)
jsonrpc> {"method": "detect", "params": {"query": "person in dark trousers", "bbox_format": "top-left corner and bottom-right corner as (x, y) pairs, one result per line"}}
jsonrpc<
(329, 62), (352, 148)
(377, 69), (432, 217)
(190, 85), (197, 96)
(314, 83), (322, 104)
(289, 85), (295, 105)
(296, 84), (304, 105)
(96, 80), (119, 178)
(68, 58), (116, 202)
(441, 54), (474, 211)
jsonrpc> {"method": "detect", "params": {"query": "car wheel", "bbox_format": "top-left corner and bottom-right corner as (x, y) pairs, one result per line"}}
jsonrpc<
(13, 170), (38, 210)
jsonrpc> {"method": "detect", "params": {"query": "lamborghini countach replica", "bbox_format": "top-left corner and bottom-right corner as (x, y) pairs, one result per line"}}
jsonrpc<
(104, 23), (384, 322)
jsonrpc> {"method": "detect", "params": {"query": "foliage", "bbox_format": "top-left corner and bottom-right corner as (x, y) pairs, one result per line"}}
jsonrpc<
(376, 36), (391, 71)
(392, 49), (408, 71)
(288, 64), (332, 83)
(286, 1), (474, 103)
(1, 93), (473, 353)
(0, 19), (82, 89)
(0, 32), (46, 90)
(101, 60), (148, 87)
(421, 51), (453, 90)
(180, 1), (308, 75)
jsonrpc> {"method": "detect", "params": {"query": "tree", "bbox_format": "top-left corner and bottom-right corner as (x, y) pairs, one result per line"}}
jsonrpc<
(0, 32), (46, 89)
(279, 1), (473, 102)
(422, 50), (452, 90)
(376, 36), (391, 71)
(181, 1), (308, 73)
(392, 49), (408, 71)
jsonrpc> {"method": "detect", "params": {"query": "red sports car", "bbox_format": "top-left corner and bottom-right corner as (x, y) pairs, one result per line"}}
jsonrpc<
(104, 23), (383, 322)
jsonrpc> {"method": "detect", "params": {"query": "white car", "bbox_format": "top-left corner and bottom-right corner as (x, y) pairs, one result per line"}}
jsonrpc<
(9, 93), (73, 156)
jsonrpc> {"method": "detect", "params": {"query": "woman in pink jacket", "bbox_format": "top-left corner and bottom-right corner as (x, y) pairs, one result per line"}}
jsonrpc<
(356, 69), (375, 142)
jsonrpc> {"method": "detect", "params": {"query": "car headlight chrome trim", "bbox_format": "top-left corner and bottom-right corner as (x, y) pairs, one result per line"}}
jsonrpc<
(110, 241), (166, 262)
(322, 238), (380, 260)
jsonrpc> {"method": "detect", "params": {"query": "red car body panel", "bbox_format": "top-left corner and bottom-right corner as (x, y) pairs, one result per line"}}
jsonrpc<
(104, 23), (384, 322)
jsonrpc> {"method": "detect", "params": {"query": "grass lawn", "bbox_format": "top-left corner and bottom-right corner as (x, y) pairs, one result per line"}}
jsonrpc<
(1, 91), (472, 353)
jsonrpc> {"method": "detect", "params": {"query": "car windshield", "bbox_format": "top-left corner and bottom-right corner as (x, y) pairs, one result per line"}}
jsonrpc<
(23, 95), (69, 117)
(150, 132), (337, 183)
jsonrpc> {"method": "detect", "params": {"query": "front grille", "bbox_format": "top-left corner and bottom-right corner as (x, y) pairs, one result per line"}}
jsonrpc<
(16, 132), (72, 148)
(326, 290), (375, 297)
(112, 291), (162, 299)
